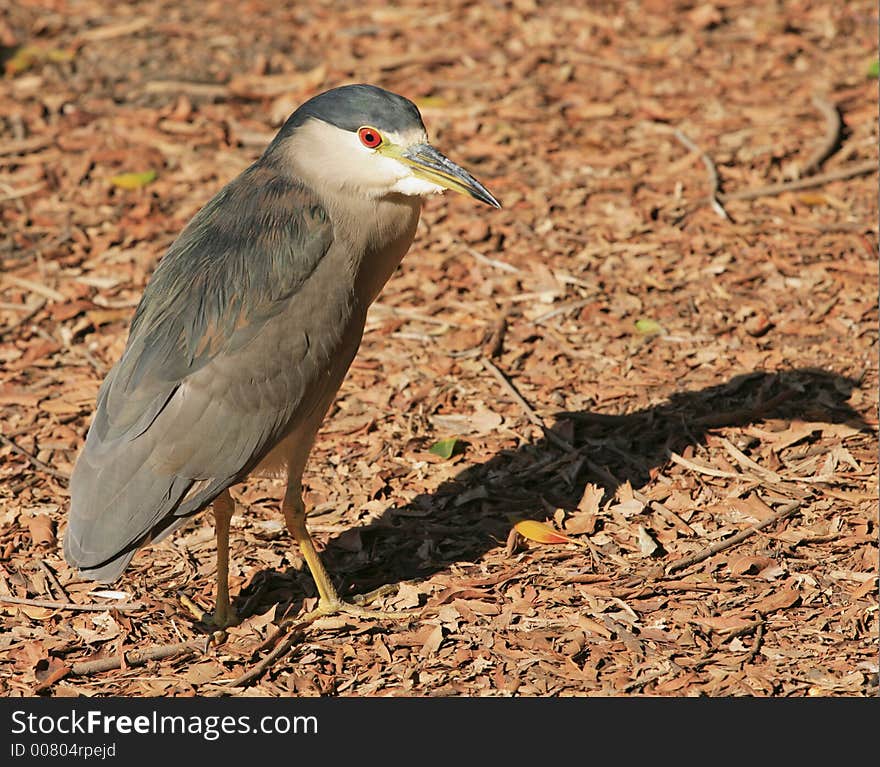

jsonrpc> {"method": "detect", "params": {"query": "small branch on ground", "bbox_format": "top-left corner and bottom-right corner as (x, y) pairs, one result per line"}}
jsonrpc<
(223, 626), (307, 690)
(0, 299), (46, 340)
(0, 594), (144, 612)
(719, 160), (876, 202)
(483, 310), (509, 358)
(481, 357), (576, 453)
(38, 560), (72, 603)
(673, 128), (731, 221)
(224, 614), (350, 691)
(665, 500), (802, 574)
(69, 642), (203, 676)
(800, 95), (843, 177)
(667, 451), (740, 479)
(0, 433), (71, 483)
(741, 619), (766, 667)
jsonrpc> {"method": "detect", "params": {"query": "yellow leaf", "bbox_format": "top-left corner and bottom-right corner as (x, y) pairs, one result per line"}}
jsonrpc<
(414, 97), (449, 109)
(109, 170), (157, 189)
(797, 192), (828, 207)
(514, 520), (585, 546)
(4, 46), (41, 76)
(46, 48), (75, 63)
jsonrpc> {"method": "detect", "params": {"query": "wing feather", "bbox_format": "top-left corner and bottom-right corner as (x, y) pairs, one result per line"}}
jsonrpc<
(65, 160), (335, 579)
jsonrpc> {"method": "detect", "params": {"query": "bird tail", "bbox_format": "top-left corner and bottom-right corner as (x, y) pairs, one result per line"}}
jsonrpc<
(63, 436), (193, 584)
(63, 543), (136, 584)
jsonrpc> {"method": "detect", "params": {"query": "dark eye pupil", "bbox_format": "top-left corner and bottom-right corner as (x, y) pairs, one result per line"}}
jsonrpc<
(366, 132), (375, 142)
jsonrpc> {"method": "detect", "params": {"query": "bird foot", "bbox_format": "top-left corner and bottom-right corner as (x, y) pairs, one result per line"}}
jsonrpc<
(180, 593), (239, 642)
(282, 584), (416, 629)
(349, 583), (401, 607)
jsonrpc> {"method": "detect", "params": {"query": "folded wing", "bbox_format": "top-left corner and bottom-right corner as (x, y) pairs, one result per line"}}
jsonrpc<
(65, 162), (334, 581)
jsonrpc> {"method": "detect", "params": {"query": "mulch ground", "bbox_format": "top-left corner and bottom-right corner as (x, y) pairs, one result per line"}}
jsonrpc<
(1, 0), (877, 697)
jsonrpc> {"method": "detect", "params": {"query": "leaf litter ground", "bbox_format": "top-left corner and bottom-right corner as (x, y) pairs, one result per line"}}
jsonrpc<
(0, 0), (877, 697)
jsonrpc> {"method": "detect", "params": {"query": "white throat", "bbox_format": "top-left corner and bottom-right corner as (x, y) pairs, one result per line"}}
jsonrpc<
(285, 118), (444, 202)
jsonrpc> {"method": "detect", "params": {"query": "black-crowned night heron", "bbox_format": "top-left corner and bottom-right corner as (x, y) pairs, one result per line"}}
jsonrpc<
(64, 84), (500, 629)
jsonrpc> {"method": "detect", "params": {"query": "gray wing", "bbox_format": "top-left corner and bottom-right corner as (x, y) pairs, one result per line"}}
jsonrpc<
(64, 161), (334, 582)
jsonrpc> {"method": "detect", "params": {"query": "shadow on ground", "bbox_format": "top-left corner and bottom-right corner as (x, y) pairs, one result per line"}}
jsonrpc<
(230, 366), (867, 620)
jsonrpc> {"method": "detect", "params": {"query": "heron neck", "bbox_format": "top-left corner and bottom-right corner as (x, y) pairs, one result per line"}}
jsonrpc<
(315, 188), (422, 309)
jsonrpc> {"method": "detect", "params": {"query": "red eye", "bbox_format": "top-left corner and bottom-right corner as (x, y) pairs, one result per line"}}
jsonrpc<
(358, 126), (382, 148)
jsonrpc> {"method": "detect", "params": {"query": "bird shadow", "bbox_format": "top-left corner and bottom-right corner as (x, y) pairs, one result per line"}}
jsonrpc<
(234, 366), (868, 622)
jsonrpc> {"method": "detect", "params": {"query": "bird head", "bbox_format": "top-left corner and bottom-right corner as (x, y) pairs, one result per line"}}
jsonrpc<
(265, 84), (501, 208)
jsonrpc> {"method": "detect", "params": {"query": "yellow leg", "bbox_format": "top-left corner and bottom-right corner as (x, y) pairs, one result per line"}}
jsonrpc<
(282, 482), (407, 622)
(182, 489), (239, 632)
(211, 489), (238, 629)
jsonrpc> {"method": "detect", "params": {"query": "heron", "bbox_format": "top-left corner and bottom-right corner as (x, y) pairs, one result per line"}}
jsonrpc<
(64, 83), (500, 630)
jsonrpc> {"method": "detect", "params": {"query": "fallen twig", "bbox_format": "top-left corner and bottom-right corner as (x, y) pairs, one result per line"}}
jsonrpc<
(668, 450), (740, 479)
(673, 129), (731, 221)
(481, 357), (576, 453)
(650, 501), (696, 536)
(225, 625), (308, 689)
(0, 594), (144, 612)
(69, 642), (202, 676)
(0, 299), (46, 341)
(718, 436), (782, 483)
(0, 433), (71, 483)
(1, 274), (65, 302)
(38, 560), (72, 603)
(800, 95), (842, 177)
(483, 310), (509, 358)
(0, 136), (53, 157)
(569, 51), (638, 74)
(666, 500), (801, 574)
(142, 80), (230, 99)
(224, 612), (355, 690)
(741, 619), (765, 667)
(465, 247), (520, 274)
(719, 160), (876, 202)
(78, 17), (152, 42)
(533, 298), (593, 325)
(0, 182), (46, 203)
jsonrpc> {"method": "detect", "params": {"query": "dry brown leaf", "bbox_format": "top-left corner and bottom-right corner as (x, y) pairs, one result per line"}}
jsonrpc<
(752, 589), (801, 615)
(729, 556), (777, 576)
(419, 625), (444, 658)
(637, 525), (660, 556)
(26, 514), (56, 547)
(692, 615), (756, 634)
(33, 657), (71, 693)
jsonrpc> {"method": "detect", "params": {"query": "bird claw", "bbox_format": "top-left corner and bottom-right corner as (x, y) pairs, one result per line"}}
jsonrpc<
(349, 583), (400, 607)
(279, 584), (417, 630)
(179, 593), (239, 642)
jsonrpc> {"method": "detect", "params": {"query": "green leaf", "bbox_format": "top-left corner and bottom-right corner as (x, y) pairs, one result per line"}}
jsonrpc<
(428, 437), (460, 460)
(634, 318), (664, 335)
(46, 48), (75, 63)
(868, 60), (879, 79)
(4, 46), (41, 76)
(110, 170), (157, 189)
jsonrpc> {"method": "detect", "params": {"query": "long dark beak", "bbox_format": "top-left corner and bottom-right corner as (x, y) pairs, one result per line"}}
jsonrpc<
(399, 143), (501, 208)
